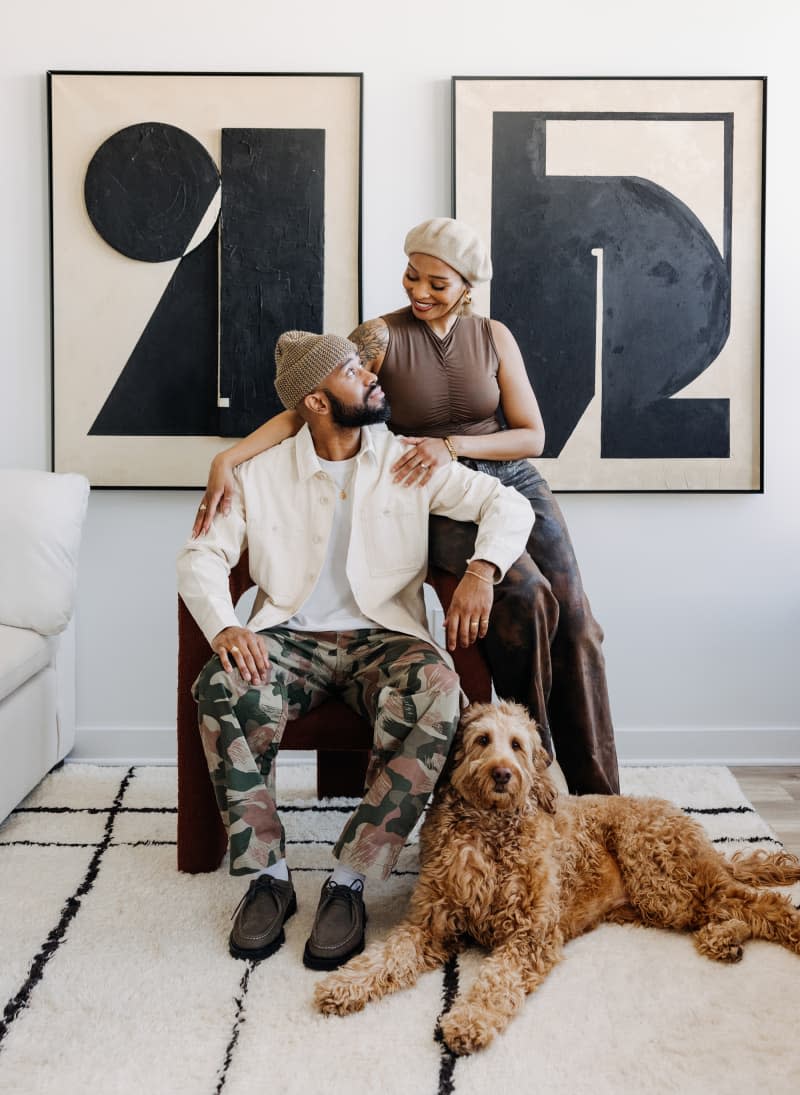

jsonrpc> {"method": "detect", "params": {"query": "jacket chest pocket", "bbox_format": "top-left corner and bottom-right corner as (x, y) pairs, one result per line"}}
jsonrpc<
(363, 504), (426, 577)
(248, 521), (306, 603)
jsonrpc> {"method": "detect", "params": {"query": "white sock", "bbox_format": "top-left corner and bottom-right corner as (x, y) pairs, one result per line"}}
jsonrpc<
(257, 858), (289, 882)
(330, 865), (365, 891)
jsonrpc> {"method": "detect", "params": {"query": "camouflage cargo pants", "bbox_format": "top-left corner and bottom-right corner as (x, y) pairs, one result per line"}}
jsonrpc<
(193, 627), (461, 880)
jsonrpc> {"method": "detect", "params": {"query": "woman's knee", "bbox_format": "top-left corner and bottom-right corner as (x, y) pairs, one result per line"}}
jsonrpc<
(554, 593), (606, 652)
(495, 557), (559, 626)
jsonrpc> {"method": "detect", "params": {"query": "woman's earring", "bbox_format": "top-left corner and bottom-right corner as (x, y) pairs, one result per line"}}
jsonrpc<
(464, 290), (473, 305)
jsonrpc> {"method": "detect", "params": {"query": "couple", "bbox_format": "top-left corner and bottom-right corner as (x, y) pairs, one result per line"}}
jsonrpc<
(177, 326), (534, 969)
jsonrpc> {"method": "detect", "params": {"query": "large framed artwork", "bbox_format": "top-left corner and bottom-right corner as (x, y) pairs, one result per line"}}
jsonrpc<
(453, 77), (766, 492)
(48, 71), (363, 487)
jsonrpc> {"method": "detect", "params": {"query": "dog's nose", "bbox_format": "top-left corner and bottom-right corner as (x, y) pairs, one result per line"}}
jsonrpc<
(492, 767), (512, 786)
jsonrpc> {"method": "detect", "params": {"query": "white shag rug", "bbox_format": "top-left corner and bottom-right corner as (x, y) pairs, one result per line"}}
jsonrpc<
(1, 762), (799, 1095)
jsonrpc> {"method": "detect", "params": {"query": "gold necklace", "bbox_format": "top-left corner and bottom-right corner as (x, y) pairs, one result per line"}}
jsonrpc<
(333, 465), (356, 501)
(339, 470), (355, 501)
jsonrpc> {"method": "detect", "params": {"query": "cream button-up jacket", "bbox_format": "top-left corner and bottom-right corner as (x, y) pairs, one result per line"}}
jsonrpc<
(177, 424), (533, 667)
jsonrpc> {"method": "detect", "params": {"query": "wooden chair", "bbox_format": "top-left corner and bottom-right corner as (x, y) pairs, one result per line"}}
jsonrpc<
(176, 553), (491, 873)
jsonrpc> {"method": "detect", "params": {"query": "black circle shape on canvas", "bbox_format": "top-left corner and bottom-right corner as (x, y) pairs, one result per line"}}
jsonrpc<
(84, 122), (220, 263)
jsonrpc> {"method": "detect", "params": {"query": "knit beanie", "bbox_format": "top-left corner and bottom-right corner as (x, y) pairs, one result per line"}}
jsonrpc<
(404, 217), (492, 285)
(274, 331), (358, 410)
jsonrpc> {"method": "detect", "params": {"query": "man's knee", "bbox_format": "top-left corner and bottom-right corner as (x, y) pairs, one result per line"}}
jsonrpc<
(420, 662), (461, 703)
(192, 654), (231, 703)
(418, 662), (461, 746)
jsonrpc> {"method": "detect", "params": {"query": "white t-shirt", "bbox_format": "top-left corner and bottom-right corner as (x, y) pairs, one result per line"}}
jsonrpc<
(284, 456), (377, 632)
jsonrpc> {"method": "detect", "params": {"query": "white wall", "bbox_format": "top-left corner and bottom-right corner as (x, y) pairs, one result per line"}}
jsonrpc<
(2, 0), (798, 764)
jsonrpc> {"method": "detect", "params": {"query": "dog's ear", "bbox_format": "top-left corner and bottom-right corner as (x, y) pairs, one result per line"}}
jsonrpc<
(528, 720), (549, 769)
(529, 720), (558, 814)
(459, 702), (494, 729)
(531, 768), (559, 814)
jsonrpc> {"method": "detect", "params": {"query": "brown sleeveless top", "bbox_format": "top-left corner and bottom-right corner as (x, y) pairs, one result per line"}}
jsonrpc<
(379, 307), (503, 437)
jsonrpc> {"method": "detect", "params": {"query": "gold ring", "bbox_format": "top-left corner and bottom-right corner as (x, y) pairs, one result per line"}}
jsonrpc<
(480, 618), (490, 624)
(230, 645), (240, 655)
(198, 503), (207, 511)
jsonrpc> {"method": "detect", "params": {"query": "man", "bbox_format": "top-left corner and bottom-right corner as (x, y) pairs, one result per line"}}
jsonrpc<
(177, 330), (533, 970)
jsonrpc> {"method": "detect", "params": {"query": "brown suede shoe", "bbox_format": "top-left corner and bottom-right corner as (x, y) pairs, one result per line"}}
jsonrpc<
(229, 873), (297, 961)
(302, 879), (367, 970)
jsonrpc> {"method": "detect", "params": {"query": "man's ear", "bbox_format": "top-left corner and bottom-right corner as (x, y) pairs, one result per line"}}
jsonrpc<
(302, 390), (329, 416)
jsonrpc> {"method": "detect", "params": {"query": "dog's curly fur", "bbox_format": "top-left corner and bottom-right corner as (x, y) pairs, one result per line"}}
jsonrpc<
(314, 701), (800, 1055)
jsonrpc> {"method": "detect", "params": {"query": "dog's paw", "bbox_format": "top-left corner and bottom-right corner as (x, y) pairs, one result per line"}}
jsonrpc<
(437, 1007), (494, 1056)
(314, 974), (370, 1016)
(693, 920), (748, 963)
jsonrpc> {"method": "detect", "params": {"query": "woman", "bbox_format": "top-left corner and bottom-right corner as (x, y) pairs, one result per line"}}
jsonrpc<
(193, 218), (619, 795)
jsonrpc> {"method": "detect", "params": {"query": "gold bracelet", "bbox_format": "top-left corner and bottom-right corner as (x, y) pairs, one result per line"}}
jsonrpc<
(442, 436), (458, 462)
(465, 566), (495, 586)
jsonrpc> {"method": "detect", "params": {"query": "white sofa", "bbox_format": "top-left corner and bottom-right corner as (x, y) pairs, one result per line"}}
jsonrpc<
(0, 469), (89, 822)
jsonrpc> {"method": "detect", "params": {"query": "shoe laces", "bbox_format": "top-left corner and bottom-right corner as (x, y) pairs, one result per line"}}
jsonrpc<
(322, 878), (364, 910)
(230, 874), (281, 921)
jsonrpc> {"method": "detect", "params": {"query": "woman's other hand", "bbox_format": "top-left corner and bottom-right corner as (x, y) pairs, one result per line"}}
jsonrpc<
(192, 456), (235, 538)
(391, 437), (452, 487)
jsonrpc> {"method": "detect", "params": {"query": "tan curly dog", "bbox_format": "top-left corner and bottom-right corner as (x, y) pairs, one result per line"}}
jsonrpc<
(314, 701), (800, 1055)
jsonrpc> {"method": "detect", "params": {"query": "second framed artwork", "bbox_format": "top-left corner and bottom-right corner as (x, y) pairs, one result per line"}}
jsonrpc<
(453, 76), (766, 492)
(49, 71), (363, 488)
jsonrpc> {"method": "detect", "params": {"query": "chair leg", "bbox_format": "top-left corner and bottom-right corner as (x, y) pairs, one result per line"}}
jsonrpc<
(176, 675), (228, 873)
(317, 749), (370, 798)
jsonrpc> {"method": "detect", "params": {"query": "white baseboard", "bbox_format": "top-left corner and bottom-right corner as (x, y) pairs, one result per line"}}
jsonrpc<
(70, 723), (800, 768)
(615, 726), (800, 766)
(71, 727), (179, 766)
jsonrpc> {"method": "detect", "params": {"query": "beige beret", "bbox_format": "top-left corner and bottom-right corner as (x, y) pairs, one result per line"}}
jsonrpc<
(404, 217), (492, 285)
(274, 331), (358, 410)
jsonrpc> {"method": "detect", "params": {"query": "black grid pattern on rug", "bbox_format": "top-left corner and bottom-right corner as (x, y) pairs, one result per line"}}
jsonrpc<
(0, 764), (795, 1095)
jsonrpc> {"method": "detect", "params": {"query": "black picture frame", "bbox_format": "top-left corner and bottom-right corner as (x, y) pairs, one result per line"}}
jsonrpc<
(48, 70), (363, 488)
(453, 76), (766, 493)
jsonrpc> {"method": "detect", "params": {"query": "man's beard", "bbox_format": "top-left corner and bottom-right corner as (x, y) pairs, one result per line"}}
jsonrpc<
(324, 386), (391, 427)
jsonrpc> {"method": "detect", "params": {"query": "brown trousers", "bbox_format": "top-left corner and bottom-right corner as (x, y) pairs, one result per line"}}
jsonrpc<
(429, 457), (620, 795)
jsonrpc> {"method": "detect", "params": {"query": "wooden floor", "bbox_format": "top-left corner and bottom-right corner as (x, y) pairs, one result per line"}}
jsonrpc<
(731, 766), (800, 857)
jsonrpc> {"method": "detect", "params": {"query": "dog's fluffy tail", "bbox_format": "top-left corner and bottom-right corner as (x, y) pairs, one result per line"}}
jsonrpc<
(726, 849), (800, 886)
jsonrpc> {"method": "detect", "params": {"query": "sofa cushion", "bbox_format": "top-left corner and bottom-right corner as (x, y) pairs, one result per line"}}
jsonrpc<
(0, 470), (89, 636)
(0, 623), (56, 704)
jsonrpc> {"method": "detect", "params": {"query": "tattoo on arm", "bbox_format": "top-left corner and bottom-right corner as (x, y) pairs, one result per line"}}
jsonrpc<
(348, 320), (389, 369)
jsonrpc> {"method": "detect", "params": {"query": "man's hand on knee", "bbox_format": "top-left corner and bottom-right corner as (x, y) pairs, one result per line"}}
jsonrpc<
(212, 626), (270, 685)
